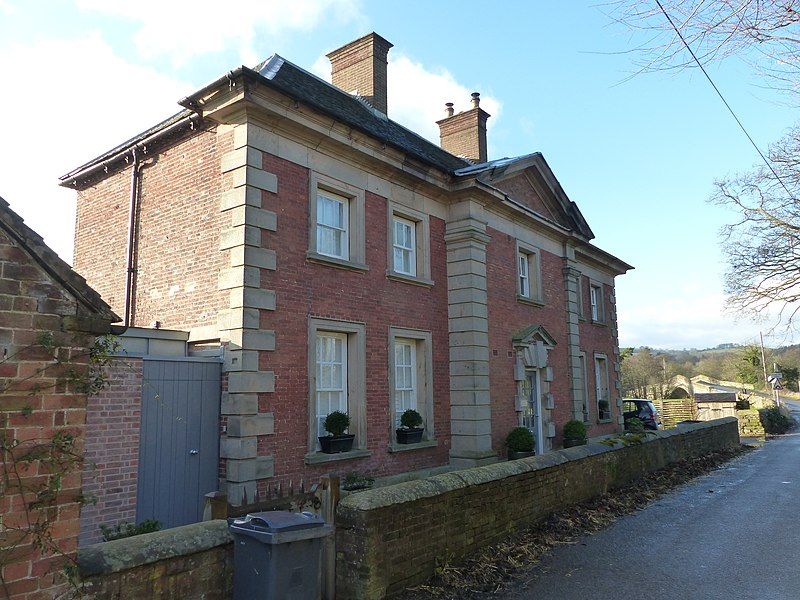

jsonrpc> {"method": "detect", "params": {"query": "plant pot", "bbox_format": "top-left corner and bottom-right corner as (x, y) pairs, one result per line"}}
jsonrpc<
(563, 436), (587, 448)
(396, 427), (424, 445)
(318, 434), (355, 454)
(508, 450), (536, 460)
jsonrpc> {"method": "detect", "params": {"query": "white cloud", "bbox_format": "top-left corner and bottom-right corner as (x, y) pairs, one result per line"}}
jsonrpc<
(76, 0), (363, 66)
(0, 0), (15, 14)
(0, 34), (191, 262)
(311, 51), (502, 147)
(617, 287), (765, 349)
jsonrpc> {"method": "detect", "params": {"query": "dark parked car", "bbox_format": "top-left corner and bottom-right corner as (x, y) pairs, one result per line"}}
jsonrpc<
(622, 399), (661, 430)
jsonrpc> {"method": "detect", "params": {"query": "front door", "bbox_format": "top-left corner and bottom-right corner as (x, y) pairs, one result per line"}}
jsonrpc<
(521, 370), (544, 454)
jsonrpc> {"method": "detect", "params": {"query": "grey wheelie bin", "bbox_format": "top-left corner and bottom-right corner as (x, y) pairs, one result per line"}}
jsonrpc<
(228, 511), (333, 600)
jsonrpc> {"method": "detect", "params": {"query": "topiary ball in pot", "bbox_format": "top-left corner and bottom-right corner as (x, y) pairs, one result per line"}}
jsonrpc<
(319, 410), (355, 453)
(563, 419), (587, 448)
(396, 409), (424, 444)
(505, 426), (535, 459)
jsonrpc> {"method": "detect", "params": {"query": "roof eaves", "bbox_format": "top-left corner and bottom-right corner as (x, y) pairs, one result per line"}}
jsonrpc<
(0, 197), (119, 323)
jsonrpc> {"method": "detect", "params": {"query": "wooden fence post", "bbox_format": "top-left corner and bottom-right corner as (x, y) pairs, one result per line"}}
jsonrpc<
(202, 491), (228, 521)
(318, 475), (340, 600)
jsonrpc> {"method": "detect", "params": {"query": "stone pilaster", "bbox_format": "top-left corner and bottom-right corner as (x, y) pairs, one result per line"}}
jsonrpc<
(217, 122), (278, 506)
(562, 244), (586, 422)
(445, 200), (495, 467)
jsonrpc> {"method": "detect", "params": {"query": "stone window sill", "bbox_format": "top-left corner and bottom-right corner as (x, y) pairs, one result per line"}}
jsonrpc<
(386, 271), (434, 288)
(388, 439), (438, 453)
(304, 448), (372, 465)
(597, 418), (612, 424)
(516, 294), (545, 307)
(591, 319), (608, 327)
(306, 251), (369, 273)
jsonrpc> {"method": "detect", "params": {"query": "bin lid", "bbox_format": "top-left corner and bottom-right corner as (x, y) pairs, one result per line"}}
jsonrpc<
(231, 510), (326, 532)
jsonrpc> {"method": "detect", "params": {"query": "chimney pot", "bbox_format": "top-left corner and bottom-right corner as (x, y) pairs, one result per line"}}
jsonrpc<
(436, 93), (490, 164)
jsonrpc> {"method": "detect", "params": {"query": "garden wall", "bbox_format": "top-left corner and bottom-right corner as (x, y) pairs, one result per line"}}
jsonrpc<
(77, 520), (233, 599)
(335, 418), (740, 599)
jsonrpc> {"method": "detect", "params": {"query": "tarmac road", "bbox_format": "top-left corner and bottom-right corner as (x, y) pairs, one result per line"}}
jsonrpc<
(501, 403), (800, 600)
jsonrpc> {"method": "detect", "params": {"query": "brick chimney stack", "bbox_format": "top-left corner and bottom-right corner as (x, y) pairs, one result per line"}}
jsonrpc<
(436, 93), (490, 164)
(327, 32), (393, 114)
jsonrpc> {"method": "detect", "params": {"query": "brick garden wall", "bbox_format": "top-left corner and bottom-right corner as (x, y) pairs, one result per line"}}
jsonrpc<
(335, 418), (740, 599)
(77, 520), (233, 599)
(80, 358), (143, 546)
(0, 228), (99, 599)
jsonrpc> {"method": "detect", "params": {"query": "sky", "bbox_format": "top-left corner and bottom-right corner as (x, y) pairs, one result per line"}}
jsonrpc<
(0, 1), (796, 350)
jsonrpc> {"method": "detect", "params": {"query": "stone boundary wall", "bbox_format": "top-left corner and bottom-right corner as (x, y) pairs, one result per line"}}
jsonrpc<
(736, 409), (765, 437)
(335, 418), (740, 599)
(77, 520), (233, 599)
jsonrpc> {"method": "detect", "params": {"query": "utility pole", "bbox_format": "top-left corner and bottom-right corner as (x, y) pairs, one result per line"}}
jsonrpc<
(759, 332), (769, 391)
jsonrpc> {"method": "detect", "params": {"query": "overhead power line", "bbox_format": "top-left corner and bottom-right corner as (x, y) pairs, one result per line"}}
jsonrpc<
(654, 0), (796, 201)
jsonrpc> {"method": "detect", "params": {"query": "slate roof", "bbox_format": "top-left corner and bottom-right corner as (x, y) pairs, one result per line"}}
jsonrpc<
(0, 196), (119, 322)
(252, 56), (470, 173)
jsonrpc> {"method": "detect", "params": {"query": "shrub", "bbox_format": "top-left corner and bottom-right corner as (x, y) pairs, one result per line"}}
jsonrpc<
(625, 417), (645, 433)
(100, 519), (161, 542)
(323, 411), (350, 436)
(342, 471), (375, 491)
(400, 409), (423, 429)
(563, 419), (587, 440)
(759, 406), (793, 434)
(505, 427), (535, 452)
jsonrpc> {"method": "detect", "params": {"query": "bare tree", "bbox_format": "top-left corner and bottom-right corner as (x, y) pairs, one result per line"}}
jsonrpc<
(609, 1), (800, 328)
(607, 0), (800, 98)
(714, 125), (800, 324)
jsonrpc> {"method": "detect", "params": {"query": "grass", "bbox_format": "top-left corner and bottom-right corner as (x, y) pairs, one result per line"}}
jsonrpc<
(396, 446), (749, 599)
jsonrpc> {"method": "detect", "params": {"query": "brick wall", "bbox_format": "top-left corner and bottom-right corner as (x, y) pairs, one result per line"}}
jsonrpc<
(80, 358), (143, 546)
(73, 126), (231, 331)
(257, 152), (451, 490)
(0, 228), (96, 599)
(486, 229), (573, 451)
(78, 520), (232, 599)
(335, 418), (740, 599)
(579, 274), (621, 437)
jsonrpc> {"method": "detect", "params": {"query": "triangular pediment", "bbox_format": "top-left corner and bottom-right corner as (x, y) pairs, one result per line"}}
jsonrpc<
(457, 153), (594, 240)
(512, 324), (557, 348)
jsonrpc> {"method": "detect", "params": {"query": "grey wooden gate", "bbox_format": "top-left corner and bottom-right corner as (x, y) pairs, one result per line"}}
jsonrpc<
(136, 357), (221, 529)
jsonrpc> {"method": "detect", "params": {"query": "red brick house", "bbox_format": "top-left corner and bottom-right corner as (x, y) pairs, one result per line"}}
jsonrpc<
(62, 33), (631, 507)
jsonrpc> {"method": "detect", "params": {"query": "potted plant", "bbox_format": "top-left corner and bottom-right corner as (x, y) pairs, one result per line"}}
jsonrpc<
(318, 410), (355, 454)
(396, 409), (424, 444)
(598, 400), (611, 420)
(505, 426), (535, 460)
(563, 419), (587, 448)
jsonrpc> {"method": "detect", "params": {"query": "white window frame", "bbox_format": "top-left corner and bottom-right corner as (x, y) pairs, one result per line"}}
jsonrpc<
(388, 327), (435, 449)
(393, 338), (417, 425)
(594, 353), (611, 421)
(515, 241), (543, 304)
(314, 332), (348, 438)
(316, 190), (349, 260)
(307, 318), (368, 462)
(386, 202), (433, 286)
(392, 217), (417, 276)
(518, 252), (530, 297)
(589, 281), (604, 323)
(307, 172), (367, 271)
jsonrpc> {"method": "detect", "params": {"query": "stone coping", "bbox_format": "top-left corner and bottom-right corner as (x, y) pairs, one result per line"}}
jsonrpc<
(77, 520), (232, 577)
(339, 418), (738, 512)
